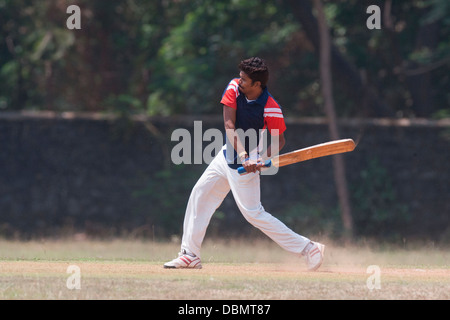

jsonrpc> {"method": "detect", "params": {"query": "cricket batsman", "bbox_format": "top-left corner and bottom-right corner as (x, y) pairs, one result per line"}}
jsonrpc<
(164, 57), (325, 271)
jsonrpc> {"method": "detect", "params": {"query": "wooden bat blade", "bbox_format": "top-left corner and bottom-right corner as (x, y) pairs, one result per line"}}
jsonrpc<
(273, 139), (356, 167)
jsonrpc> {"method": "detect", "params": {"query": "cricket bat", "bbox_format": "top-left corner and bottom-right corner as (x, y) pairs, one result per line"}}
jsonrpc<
(237, 138), (356, 174)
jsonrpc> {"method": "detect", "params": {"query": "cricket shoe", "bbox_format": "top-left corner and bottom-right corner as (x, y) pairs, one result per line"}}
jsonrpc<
(163, 249), (202, 269)
(304, 242), (325, 271)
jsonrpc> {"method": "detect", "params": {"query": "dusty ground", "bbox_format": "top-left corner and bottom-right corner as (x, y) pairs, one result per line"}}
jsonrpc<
(0, 239), (448, 299)
(1, 260), (448, 300)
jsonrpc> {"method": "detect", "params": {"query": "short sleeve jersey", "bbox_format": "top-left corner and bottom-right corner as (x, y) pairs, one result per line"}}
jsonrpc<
(220, 78), (286, 168)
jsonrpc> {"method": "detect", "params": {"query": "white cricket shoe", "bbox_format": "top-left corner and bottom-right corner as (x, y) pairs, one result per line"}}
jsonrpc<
(304, 242), (325, 271)
(163, 249), (202, 269)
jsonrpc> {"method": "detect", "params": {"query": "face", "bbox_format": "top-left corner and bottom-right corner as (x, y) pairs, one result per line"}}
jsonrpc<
(238, 71), (259, 95)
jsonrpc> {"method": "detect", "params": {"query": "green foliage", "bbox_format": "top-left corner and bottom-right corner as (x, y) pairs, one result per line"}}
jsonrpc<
(351, 159), (410, 241)
(0, 0), (447, 243)
(281, 196), (341, 238)
(151, 0), (300, 115)
(0, 1), (74, 109)
(280, 159), (413, 241)
(133, 164), (205, 237)
(275, 179), (346, 239)
(0, 1), (448, 116)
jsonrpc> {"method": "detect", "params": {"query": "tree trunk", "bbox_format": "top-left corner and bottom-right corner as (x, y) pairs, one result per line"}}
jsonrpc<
(313, 0), (353, 238)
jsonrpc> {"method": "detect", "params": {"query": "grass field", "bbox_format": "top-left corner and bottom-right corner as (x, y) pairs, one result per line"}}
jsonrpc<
(0, 237), (448, 300)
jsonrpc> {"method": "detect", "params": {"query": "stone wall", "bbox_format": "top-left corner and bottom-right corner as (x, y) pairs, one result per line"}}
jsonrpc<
(0, 112), (449, 242)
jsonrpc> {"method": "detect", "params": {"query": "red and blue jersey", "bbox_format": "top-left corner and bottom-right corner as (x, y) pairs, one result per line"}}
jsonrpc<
(220, 78), (286, 168)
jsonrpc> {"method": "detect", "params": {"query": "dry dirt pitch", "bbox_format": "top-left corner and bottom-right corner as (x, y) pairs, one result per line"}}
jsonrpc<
(0, 239), (448, 300)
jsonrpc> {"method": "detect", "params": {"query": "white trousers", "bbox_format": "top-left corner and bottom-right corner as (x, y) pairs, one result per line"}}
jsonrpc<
(181, 149), (310, 259)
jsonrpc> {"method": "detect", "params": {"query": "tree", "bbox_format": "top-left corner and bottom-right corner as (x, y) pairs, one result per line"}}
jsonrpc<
(284, 0), (394, 117)
(1, 1), (448, 118)
(313, 0), (353, 237)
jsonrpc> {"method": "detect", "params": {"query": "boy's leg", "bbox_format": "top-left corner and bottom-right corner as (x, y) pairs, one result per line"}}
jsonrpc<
(180, 154), (230, 259)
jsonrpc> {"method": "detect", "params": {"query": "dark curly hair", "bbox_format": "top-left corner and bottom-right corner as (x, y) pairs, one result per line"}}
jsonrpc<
(238, 57), (269, 89)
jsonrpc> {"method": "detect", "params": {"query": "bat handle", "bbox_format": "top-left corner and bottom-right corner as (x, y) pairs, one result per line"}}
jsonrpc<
(237, 159), (272, 175)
